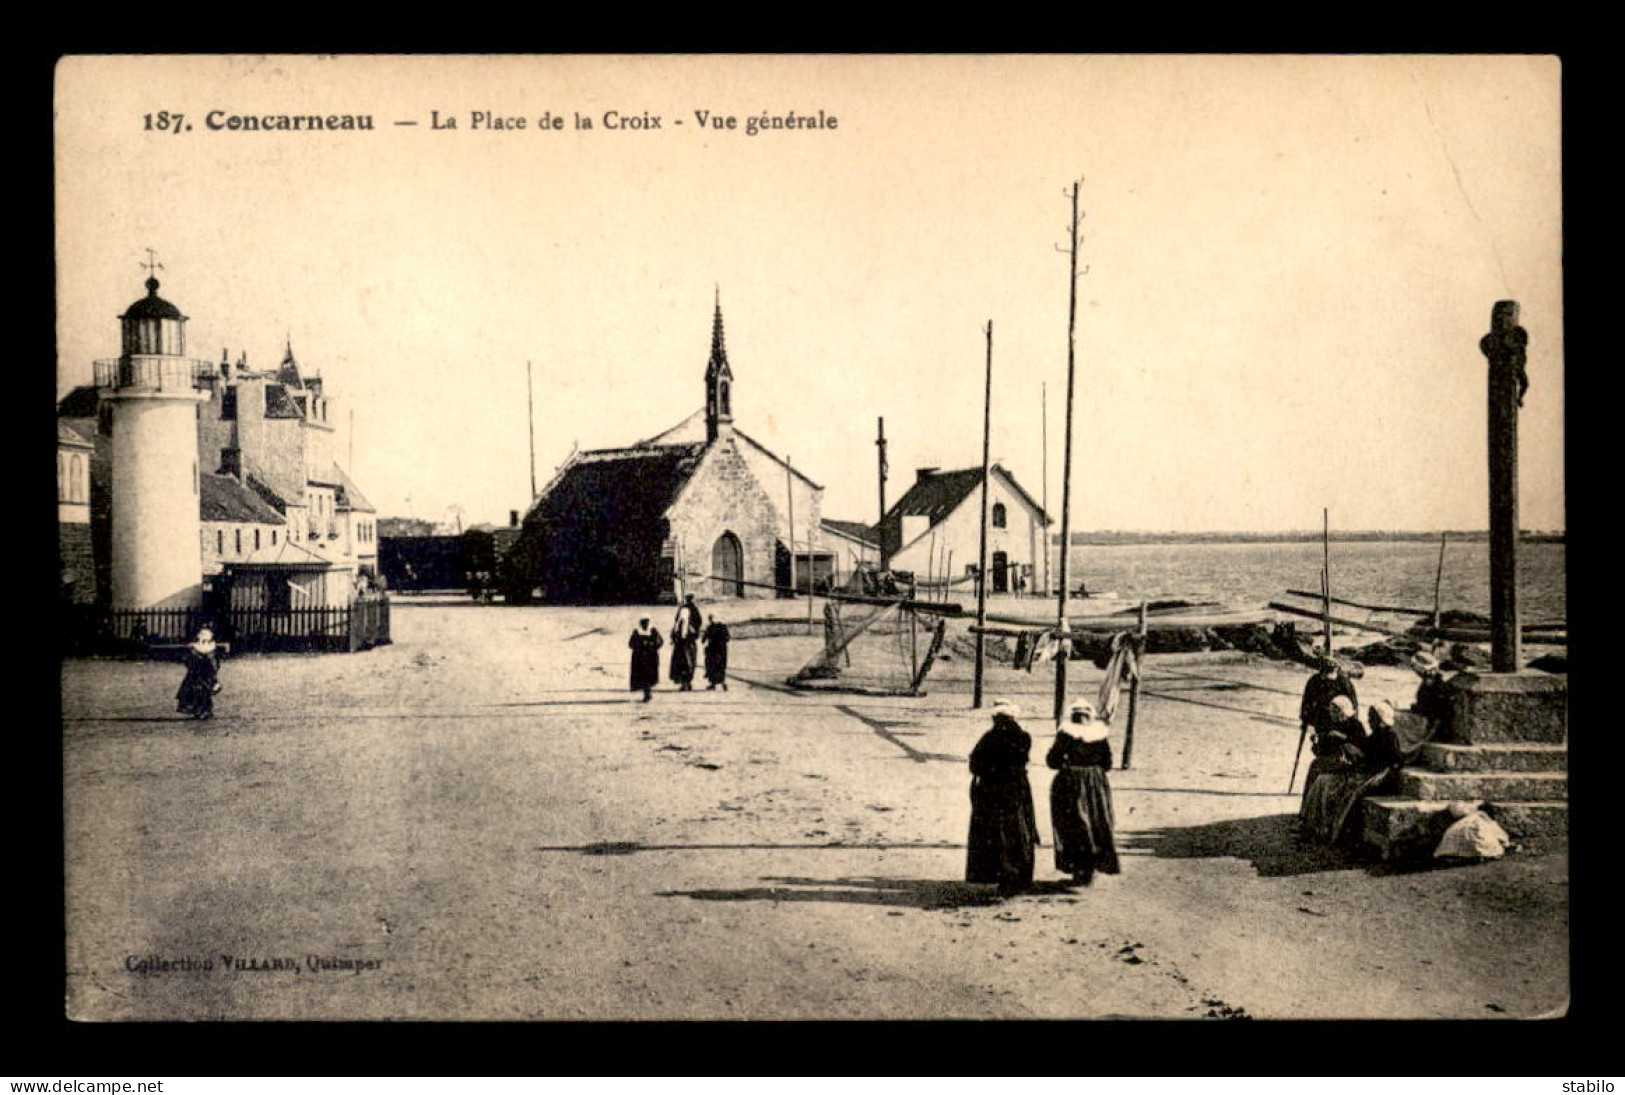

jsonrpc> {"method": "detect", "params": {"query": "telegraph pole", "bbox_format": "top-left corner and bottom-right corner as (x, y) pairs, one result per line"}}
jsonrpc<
(973, 320), (994, 708)
(1041, 381), (1049, 596)
(1053, 179), (1084, 725)
(876, 417), (889, 569)
(527, 361), (538, 502)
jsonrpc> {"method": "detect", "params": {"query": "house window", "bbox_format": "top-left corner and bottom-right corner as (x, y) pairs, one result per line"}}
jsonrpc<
(235, 528), (242, 554)
(254, 529), (261, 550)
(217, 530), (224, 554)
(221, 386), (237, 420)
(272, 530), (278, 545)
(992, 503), (1007, 529)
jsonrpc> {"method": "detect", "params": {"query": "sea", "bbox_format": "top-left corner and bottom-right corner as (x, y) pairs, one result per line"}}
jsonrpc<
(1061, 540), (1567, 626)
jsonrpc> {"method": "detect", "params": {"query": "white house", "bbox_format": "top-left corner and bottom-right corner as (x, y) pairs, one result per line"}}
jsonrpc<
(875, 464), (1051, 594)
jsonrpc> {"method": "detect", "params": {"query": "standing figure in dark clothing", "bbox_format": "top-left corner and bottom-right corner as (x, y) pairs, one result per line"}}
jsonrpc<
(1047, 699), (1121, 885)
(1300, 654), (1359, 743)
(702, 615), (731, 691)
(966, 700), (1040, 894)
(175, 627), (221, 720)
(628, 617), (664, 702)
(670, 594), (703, 691)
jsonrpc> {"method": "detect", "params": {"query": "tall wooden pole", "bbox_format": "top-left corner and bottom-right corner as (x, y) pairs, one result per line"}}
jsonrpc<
(785, 456), (795, 599)
(1322, 508), (1332, 655)
(1121, 598), (1147, 769)
(1432, 531), (1449, 635)
(1041, 381), (1049, 597)
(527, 361), (538, 501)
(807, 508), (816, 635)
(973, 320), (994, 709)
(1482, 301), (1527, 672)
(1053, 180), (1082, 726)
(876, 417), (888, 569)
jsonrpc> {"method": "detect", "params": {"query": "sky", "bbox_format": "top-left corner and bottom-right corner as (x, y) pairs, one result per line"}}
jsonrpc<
(54, 55), (1564, 533)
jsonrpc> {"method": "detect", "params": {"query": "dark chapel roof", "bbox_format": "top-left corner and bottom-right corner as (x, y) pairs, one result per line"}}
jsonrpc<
(529, 443), (708, 532)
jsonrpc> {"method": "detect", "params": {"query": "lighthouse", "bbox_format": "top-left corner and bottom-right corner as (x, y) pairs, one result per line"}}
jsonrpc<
(96, 265), (211, 611)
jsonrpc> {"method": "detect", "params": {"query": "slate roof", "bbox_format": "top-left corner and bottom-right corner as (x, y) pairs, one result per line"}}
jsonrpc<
(245, 475), (290, 514)
(879, 463), (1052, 551)
(57, 386), (102, 418)
(263, 383), (303, 419)
(531, 443), (707, 531)
(277, 348), (305, 389)
(885, 467), (986, 526)
(200, 474), (287, 525)
(821, 518), (879, 547)
(331, 463), (375, 513)
(58, 421), (95, 448)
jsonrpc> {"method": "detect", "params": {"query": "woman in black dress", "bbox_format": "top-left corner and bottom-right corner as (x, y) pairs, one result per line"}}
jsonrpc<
(1298, 693), (1369, 842)
(1047, 699), (1121, 885)
(966, 700), (1040, 894)
(175, 627), (221, 720)
(702, 615), (731, 691)
(628, 617), (664, 702)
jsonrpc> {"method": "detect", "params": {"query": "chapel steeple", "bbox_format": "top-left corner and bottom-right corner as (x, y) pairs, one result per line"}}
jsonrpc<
(705, 286), (734, 443)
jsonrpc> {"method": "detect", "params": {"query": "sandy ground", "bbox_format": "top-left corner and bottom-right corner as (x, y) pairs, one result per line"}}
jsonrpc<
(61, 596), (1568, 1021)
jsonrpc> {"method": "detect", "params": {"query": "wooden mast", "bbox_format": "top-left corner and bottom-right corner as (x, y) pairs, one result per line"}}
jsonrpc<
(973, 320), (994, 708)
(1053, 179), (1083, 725)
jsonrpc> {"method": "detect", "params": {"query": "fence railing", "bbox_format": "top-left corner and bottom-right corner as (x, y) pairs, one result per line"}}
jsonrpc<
(94, 357), (214, 393)
(60, 595), (391, 656)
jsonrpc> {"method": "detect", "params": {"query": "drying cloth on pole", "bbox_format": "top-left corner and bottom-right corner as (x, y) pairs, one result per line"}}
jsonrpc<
(1094, 631), (1141, 725)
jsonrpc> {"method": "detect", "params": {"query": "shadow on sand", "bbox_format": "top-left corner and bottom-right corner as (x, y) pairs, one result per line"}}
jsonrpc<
(657, 874), (1080, 909)
(1119, 813), (1365, 878)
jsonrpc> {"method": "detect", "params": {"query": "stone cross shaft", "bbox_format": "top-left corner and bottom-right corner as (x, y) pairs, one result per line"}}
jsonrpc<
(1480, 300), (1528, 673)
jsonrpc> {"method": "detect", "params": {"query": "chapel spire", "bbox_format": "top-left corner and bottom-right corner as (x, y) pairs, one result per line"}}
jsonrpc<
(705, 287), (734, 442)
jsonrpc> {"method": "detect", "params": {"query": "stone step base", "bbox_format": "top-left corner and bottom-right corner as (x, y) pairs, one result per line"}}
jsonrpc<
(1396, 767), (1567, 801)
(1362, 797), (1568, 859)
(1417, 742), (1568, 773)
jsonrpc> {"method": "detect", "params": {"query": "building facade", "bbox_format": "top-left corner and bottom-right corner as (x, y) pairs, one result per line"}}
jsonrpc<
(876, 464), (1051, 594)
(58, 273), (378, 618)
(504, 298), (825, 603)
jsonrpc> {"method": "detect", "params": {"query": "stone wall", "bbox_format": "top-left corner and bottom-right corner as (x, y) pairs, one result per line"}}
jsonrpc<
(667, 434), (790, 600)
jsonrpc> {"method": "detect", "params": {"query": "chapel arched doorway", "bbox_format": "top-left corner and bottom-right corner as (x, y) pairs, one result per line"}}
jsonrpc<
(712, 531), (744, 597)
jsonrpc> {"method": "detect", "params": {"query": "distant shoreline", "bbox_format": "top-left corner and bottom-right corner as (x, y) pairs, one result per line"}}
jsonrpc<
(1060, 530), (1565, 546)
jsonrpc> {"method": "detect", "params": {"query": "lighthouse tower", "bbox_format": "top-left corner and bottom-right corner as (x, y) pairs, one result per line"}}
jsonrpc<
(97, 269), (210, 611)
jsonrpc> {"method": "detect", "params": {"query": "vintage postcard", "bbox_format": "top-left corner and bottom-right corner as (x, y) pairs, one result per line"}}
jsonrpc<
(56, 54), (1565, 1022)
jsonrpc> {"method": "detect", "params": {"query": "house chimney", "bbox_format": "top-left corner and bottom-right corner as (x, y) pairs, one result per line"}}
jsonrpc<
(509, 509), (520, 527)
(916, 467), (939, 482)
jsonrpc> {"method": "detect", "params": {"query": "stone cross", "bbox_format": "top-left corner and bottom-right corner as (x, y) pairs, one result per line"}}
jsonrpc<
(1479, 300), (1528, 673)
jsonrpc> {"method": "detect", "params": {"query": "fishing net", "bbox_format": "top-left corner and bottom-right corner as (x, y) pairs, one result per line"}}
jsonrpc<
(786, 598), (947, 696)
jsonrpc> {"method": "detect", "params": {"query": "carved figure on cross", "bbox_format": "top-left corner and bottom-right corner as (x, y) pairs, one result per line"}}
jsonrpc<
(1480, 299), (1529, 407)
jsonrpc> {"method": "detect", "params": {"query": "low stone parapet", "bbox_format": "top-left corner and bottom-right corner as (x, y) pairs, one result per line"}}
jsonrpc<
(1364, 797), (1568, 858)
(1394, 768), (1567, 802)
(1418, 742), (1568, 773)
